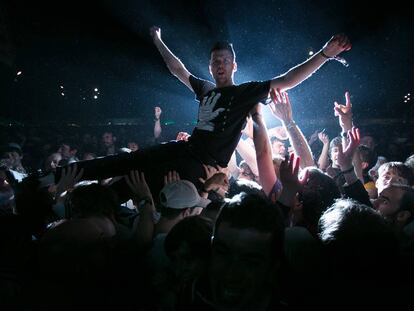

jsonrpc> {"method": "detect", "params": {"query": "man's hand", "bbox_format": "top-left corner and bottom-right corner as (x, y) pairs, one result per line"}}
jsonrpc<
(196, 92), (225, 132)
(269, 88), (293, 124)
(154, 106), (162, 120)
(337, 127), (360, 171)
(149, 26), (161, 41)
(318, 131), (330, 145)
(322, 33), (352, 58)
(334, 91), (353, 131)
(55, 164), (84, 198)
(125, 170), (153, 201)
(176, 131), (190, 141)
(164, 170), (180, 185)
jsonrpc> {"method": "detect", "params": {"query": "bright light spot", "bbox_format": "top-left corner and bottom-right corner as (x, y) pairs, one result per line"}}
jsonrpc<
(16, 71), (22, 76)
(308, 51), (314, 56)
(61, 92), (65, 96)
(94, 88), (98, 92)
(60, 85), (64, 89)
(93, 95), (98, 99)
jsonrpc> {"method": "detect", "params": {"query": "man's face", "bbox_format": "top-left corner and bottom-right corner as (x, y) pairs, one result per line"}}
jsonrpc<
(210, 222), (274, 311)
(330, 146), (340, 167)
(209, 50), (236, 87)
(272, 141), (286, 157)
(376, 168), (408, 195)
(373, 186), (404, 219)
(360, 135), (376, 150)
(127, 142), (139, 152)
(102, 133), (114, 147)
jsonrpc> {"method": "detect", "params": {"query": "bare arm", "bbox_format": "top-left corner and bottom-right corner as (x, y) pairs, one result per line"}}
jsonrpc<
(153, 106), (162, 140)
(251, 104), (278, 196)
(150, 26), (193, 91)
(271, 34), (351, 91)
(317, 131), (330, 171)
(236, 137), (259, 177)
(269, 89), (315, 168)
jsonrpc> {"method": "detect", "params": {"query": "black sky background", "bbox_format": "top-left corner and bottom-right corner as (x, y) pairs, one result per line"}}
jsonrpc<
(0, 0), (412, 127)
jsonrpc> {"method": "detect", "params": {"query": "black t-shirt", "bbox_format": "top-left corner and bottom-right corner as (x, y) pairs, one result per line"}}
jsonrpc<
(188, 75), (271, 167)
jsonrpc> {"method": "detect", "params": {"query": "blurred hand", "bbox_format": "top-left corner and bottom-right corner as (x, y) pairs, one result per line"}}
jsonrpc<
(337, 127), (360, 170)
(176, 131), (191, 141)
(149, 26), (161, 41)
(322, 33), (352, 57)
(55, 164), (84, 198)
(154, 106), (162, 120)
(334, 91), (353, 131)
(164, 170), (181, 185)
(318, 131), (330, 145)
(269, 88), (293, 124)
(125, 170), (153, 201)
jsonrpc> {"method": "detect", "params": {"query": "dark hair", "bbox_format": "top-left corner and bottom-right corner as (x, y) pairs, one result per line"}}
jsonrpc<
(298, 168), (341, 232)
(66, 184), (118, 219)
(165, 216), (213, 260)
(227, 178), (264, 198)
(329, 136), (342, 155)
(210, 41), (236, 61)
(319, 199), (398, 281)
(358, 145), (376, 172)
(214, 193), (284, 260)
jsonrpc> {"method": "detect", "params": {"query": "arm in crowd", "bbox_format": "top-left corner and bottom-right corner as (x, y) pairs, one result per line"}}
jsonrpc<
(251, 103), (278, 197)
(235, 134), (259, 177)
(334, 91), (364, 182)
(154, 106), (162, 140)
(270, 34), (351, 91)
(150, 26), (193, 91)
(269, 89), (315, 168)
(317, 131), (330, 171)
(336, 127), (371, 206)
(126, 171), (156, 248)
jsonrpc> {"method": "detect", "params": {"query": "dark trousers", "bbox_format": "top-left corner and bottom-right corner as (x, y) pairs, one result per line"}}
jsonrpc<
(57, 141), (208, 202)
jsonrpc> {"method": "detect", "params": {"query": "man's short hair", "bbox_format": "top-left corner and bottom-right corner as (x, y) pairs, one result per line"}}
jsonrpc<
(214, 192), (284, 260)
(210, 41), (236, 61)
(270, 136), (284, 145)
(378, 162), (414, 186)
(329, 137), (342, 153)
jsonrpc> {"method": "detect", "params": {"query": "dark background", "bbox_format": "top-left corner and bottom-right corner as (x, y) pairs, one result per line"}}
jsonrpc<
(0, 0), (412, 128)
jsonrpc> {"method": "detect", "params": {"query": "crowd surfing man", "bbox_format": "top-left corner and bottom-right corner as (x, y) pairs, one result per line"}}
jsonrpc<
(57, 27), (351, 199)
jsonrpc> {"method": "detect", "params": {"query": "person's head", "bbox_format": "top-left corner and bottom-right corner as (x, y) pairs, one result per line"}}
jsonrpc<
(102, 131), (115, 148)
(376, 162), (414, 194)
(209, 193), (284, 311)
(373, 185), (414, 228)
(159, 180), (210, 221)
(165, 216), (213, 284)
(44, 152), (62, 173)
(360, 133), (377, 151)
(209, 41), (237, 87)
(66, 184), (118, 220)
(1, 143), (23, 169)
(127, 141), (139, 152)
(82, 152), (96, 161)
(405, 154), (414, 175)
(238, 160), (256, 181)
(270, 136), (286, 157)
(295, 168), (341, 234)
(329, 137), (342, 168)
(319, 199), (398, 286)
(358, 145), (376, 174)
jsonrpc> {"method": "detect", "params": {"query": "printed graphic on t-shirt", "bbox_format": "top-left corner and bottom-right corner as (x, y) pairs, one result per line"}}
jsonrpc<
(196, 91), (225, 132)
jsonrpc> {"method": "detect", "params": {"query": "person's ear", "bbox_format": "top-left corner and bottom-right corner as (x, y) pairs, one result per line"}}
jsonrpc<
(232, 62), (237, 73)
(397, 210), (411, 225)
(182, 208), (191, 218)
(361, 162), (369, 170)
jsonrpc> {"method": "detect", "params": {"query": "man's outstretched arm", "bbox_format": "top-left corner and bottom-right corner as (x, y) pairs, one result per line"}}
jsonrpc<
(271, 34), (351, 91)
(150, 26), (193, 91)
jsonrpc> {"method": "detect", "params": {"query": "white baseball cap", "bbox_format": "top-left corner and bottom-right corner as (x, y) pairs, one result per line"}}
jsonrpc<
(160, 180), (211, 209)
